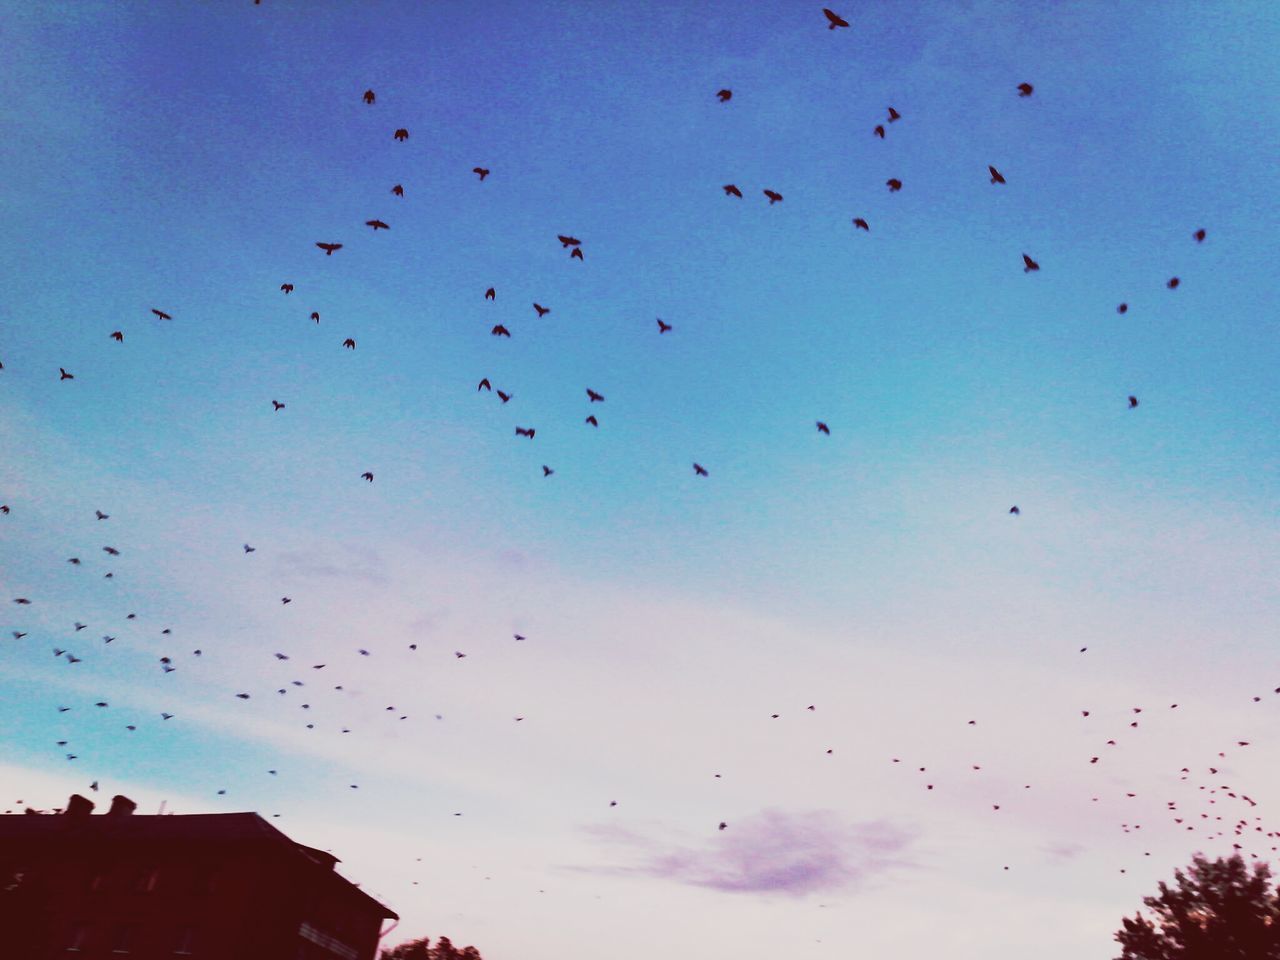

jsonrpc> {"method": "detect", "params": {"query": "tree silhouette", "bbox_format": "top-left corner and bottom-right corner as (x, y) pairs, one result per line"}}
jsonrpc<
(382, 935), (483, 960)
(1115, 854), (1280, 960)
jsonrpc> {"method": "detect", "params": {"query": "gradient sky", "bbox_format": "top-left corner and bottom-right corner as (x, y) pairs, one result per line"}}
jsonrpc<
(2, 2), (1279, 958)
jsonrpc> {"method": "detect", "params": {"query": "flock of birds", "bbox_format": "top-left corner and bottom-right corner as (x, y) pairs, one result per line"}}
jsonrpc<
(2, 5), (1271, 925)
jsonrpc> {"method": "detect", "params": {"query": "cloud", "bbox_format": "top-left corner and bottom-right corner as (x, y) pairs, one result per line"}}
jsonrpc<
(273, 543), (389, 584)
(575, 809), (917, 897)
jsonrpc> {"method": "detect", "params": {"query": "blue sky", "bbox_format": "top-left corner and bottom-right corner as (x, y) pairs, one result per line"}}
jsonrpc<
(2, 2), (1279, 958)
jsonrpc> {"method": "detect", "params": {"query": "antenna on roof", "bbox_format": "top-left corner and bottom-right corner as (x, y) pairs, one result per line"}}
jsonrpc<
(157, 800), (167, 816)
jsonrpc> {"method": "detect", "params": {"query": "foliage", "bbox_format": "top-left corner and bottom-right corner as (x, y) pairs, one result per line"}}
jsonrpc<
(382, 935), (483, 960)
(1115, 854), (1280, 960)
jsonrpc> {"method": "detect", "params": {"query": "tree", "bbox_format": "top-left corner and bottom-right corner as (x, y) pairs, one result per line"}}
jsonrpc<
(1115, 854), (1280, 960)
(381, 936), (483, 960)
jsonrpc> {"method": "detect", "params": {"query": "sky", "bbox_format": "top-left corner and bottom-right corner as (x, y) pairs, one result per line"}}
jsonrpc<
(2, 1), (1279, 957)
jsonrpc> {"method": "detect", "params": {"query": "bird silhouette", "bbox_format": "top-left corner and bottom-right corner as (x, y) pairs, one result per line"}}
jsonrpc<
(515, 427), (536, 438)
(586, 388), (605, 402)
(693, 463), (708, 477)
(103, 546), (119, 556)
(1194, 228), (1206, 242)
(823, 8), (849, 29)
(533, 303), (550, 317)
(360, 472), (375, 482)
(455, 651), (467, 659)
(1017, 82), (1034, 97)
(394, 128), (409, 141)
(1128, 396), (1139, 409)
(874, 125), (885, 139)
(366, 219), (389, 231)
(988, 165), (1006, 184)
(236, 693), (250, 700)
(657, 319), (672, 333)
(272, 401), (285, 411)
(816, 422), (830, 434)
(478, 378), (492, 392)
(496, 390), (512, 403)
(763, 189), (783, 204)
(1022, 253), (1040, 273)
(852, 218), (869, 231)
(718, 821), (728, 830)
(585, 415), (598, 427)
(243, 544), (255, 553)
(391, 184), (403, 197)
(887, 106), (901, 122)
(886, 179), (902, 192)
(1009, 506), (1020, 515)
(1117, 303), (1128, 314)
(60, 368), (74, 380)
(342, 338), (356, 349)
(281, 283), (294, 293)
(1167, 277), (1180, 289)
(492, 324), (512, 337)
(485, 287), (496, 300)
(151, 309), (172, 320)
(717, 89), (732, 102)
(363, 90), (375, 105)
(110, 331), (123, 342)
(281, 597), (291, 604)
(723, 184), (743, 198)
(473, 167), (489, 180)
(570, 247), (583, 260)
(558, 235), (581, 248)
(315, 243), (343, 255)
(542, 465), (554, 477)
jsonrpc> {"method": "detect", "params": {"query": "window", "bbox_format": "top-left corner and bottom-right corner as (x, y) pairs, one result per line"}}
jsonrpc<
(109, 923), (138, 954)
(173, 924), (196, 955)
(65, 922), (90, 952)
(134, 866), (160, 893)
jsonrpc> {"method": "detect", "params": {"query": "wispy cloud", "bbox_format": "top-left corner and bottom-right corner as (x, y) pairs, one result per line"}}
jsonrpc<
(575, 809), (917, 896)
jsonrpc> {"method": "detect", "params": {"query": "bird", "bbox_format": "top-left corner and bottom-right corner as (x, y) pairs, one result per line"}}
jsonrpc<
(823, 8), (849, 29)
(151, 309), (172, 321)
(542, 465), (554, 477)
(533, 303), (550, 317)
(514, 634), (526, 641)
(1117, 303), (1128, 314)
(274, 653), (289, 660)
(454, 651), (467, 659)
(763, 189), (783, 204)
(1128, 396), (1139, 409)
(394, 128), (409, 141)
(97, 511), (110, 522)
(315, 243), (343, 255)
(243, 544), (255, 553)
(363, 89), (375, 104)
(1022, 253), (1040, 273)
(586, 388), (605, 402)
(473, 167), (489, 180)
(103, 546), (119, 556)
(391, 184), (404, 197)
(852, 218), (869, 231)
(496, 390), (511, 403)
(718, 821), (728, 830)
(570, 247), (583, 261)
(1167, 277), (1180, 289)
(342, 338), (356, 349)
(515, 427), (536, 438)
(816, 422), (830, 434)
(723, 184), (743, 198)
(1017, 82), (1034, 97)
(491, 324), (512, 338)
(585, 415), (598, 427)
(281, 283), (294, 293)
(1009, 506), (1020, 515)
(988, 165), (1006, 184)
(717, 89), (732, 102)
(281, 597), (292, 605)
(886, 179), (902, 192)
(236, 693), (250, 700)
(365, 219), (389, 231)
(0, 506), (8, 515)
(1194, 228), (1206, 242)
(657, 319), (672, 333)
(361, 472), (374, 482)
(887, 106), (901, 122)
(311, 312), (320, 323)
(60, 368), (74, 380)
(272, 401), (285, 411)
(485, 287), (496, 300)
(693, 463), (708, 477)
(874, 125), (885, 139)
(557, 235), (581, 248)
(478, 378), (492, 392)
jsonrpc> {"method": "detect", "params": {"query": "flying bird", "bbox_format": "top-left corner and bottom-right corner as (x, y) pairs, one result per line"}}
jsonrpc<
(361, 472), (374, 482)
(151, 309), (172, 320)
(718, 821), (728, 830)
(586, 388), (605, 402)
(103, 546), (119, 556)
(542, 465), (554, 477)
(110, 331), (123, 342)
(1022, 253), (1040, 272)
(657, 318), (672, 333)
(491, 324), (512, 337)
(455, 651), (467, 659)
(363, 90), (375, 104)
(473, 167), (489, 180)
(1128, 396), (1139, 409)
(823, 8), (849, 29)
(496, 390), (512, 403)
(816, 422), (830, 434)
(852, 218), (869, 231)
(478, 378), (492, 392)
(391, 184), (404, 196)
(1017, 83), (1034, 97)
(874, 125), (885, 138)
(515, 427), (536, 438)
(693, 463), (708, 477)
(394, 128), (409, 141)
(570, 247), (583, 260)
(886, 179), (901, 192)
(281, 597), (291, 605)
(887, 106), (901, 122)
(988, 165), (1005, 184)
(1167, 277), (1180, 289)
(763, 189), (783, 204)
(342, 338), (356, 349)
(236, 693), (250, 700)
(557, 235), (581, 248)
(311, 312), (320, 322)
(717, 89), (732, 102)
(243, 544), (255, 553)
(1009, 506), (1020, 515)
(723, 184), (742, 197)
(281, 283), (294, 293)
(533, 303), (550, 317)
(272, 401), (285, 411)
(485, 287), (496, 300)
(60, 368), (74, 380)
(315, 243), (342, 255)
(366, 219), (389, 231)
(1117, 303), (1128, 314)
(1194, 228), (1206, 242)
(585, 415), (598, 427)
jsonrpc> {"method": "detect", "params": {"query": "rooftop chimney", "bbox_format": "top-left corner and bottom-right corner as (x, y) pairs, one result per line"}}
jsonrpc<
(65, 794), (95, 817)
(107, 795), (137, 817)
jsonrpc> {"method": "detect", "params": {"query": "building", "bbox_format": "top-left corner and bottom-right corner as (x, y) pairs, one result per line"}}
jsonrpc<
(0, 793), (398, 959)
